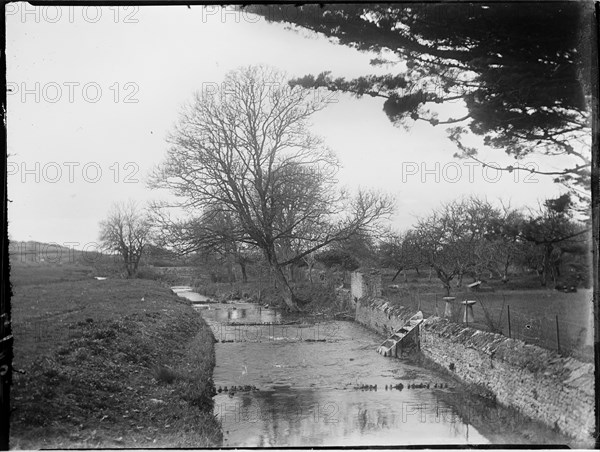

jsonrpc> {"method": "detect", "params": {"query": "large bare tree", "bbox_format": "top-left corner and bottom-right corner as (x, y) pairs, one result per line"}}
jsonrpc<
(99, 201), (150, 277)
(150, 66), (393, 310)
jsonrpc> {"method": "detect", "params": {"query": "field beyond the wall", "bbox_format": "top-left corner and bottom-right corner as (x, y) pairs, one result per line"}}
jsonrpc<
(379, 269), (594, 362)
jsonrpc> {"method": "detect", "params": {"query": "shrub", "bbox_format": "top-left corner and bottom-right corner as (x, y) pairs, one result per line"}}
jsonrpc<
(292, 281), (337, 309)
(152, 364), (179, 384)
(135, 265), (162, 281)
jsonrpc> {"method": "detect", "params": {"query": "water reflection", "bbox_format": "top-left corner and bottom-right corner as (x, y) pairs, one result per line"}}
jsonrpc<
(203, 302), (282, 325)
(173, 286), (214, 303)
(194, 299), (574, 447)
(216, 388), (488, 446)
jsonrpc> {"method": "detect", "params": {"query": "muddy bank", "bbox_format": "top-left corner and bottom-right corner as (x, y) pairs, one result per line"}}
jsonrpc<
(11, 278), (221, 448)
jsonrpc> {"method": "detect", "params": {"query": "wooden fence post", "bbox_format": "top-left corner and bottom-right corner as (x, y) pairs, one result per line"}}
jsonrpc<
(555, 315), (561, 353)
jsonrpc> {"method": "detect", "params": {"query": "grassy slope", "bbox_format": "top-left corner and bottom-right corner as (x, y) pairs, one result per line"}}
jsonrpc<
(10, 263), (222, 448)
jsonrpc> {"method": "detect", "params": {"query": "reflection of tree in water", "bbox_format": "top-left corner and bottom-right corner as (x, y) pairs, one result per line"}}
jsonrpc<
(432, 392), (472, 441)
(433, 390), (570, 445)
(250, 389), (324, 446)
(375, 408), (391, 430)
(355, 404), (394, 436)
(357, 406), (368, 433)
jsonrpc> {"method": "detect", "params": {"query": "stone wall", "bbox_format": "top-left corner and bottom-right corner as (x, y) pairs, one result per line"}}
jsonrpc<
(353, 296), (595, 445)
(420, 317), (595, 444)
(355, 297), (415, 337)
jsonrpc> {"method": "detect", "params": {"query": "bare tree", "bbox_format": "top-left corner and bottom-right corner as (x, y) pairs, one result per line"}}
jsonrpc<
(150, 66), (393, 310)
(99, 201), (150, 277)
(483, 203), (525, 282)
(520, 194), (589, 286)
(378, 229), (423, 282)
(413, 197), (499, 295)
(150, 204), (255, 283)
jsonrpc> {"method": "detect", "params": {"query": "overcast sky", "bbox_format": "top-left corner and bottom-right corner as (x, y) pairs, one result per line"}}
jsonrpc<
(6, 4), (581, 248)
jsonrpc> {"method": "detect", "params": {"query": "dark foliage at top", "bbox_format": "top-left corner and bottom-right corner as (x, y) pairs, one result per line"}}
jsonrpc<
(248, 3), (592, 197)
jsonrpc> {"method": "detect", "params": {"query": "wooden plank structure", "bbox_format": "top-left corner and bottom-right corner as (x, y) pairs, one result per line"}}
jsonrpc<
(377, 311), (424, 357)
(467, 280), (482, 291)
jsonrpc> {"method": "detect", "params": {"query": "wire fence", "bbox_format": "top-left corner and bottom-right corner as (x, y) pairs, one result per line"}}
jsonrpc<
(381, 288), (594, 362)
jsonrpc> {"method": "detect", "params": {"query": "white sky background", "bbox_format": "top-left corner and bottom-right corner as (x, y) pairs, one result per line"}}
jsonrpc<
(6, 4), (582, 248)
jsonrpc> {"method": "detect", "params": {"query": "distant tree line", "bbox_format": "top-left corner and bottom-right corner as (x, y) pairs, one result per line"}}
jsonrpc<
(377, 194), (590, 295)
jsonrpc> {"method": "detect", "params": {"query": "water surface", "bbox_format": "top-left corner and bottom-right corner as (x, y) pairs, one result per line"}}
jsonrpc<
(180, 295), (574, 447)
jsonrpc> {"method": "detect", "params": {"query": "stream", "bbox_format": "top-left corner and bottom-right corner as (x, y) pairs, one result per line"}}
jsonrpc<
(174, 287), (573, 447)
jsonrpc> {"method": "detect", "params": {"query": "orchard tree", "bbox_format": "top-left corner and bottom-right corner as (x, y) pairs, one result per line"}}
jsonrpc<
(377, 229), (422, 282)
(99, 201), (150, 277)
(483, 204), (525, 282)
(412, 197), (501, 295)
(520, 194), (589, 286)
(247, 4), (592, 202)
(150, 66), (393, 311)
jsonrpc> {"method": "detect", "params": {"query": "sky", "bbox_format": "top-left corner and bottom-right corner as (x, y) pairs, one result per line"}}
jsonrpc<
(6, 4), (584, 249)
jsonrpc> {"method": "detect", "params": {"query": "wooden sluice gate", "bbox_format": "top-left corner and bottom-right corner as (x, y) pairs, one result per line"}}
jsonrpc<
(376, 311), (424, 357)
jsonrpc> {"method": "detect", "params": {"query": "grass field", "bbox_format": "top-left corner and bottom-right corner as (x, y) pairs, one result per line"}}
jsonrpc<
(9, 261), (222, 448)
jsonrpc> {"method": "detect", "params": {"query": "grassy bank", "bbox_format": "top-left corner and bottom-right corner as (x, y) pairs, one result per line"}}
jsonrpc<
(10, 264), (222, 448)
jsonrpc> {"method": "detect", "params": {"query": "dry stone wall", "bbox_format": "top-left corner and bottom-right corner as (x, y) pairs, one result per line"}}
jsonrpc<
(420, 317), (595, 444)
(355, 297), (415, 337)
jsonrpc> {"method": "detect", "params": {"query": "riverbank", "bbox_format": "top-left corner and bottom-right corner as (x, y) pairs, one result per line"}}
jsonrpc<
(193, 280), (352, 318)
(10, 267), (222, 448)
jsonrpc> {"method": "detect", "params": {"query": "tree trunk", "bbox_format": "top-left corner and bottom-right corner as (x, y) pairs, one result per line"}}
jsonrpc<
(540, 245), (553, 287)
(503, 258), (510, 281)
(456, 272), (463, 287)
(132, 255), (141, 276)
(271, 264), (299, 311)
(125, 259), (136, 278)
(392, 267), (403, 282)
(226, 255), (236, 283)
(239, 262), (248, 283)
(434, 267), (452, 297)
